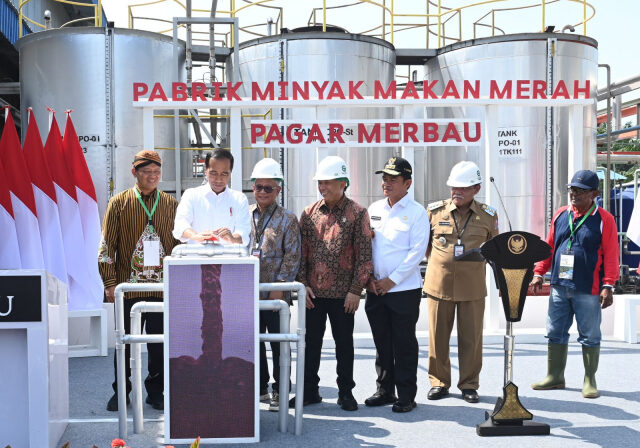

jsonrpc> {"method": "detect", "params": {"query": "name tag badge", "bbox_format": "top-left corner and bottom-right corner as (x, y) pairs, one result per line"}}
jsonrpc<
(371, 216), (381, 221)
(251, 248), (262, 258)
(143, 240), (160, 266)
(439, 221), (451, 226)
(454, 244), (465, 258)
(559, 252), (574, 280)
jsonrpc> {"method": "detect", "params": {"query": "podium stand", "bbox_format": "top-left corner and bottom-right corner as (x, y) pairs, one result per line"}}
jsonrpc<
(164, 254), (260, 444)
(456, 232), (551, 437)
(0, 270), (68, 448)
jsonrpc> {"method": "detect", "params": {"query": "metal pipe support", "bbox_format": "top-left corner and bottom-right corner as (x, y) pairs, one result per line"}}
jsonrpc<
(130, 301), (164, 434)
(114, 282), (163, 439)
(259, 282), (306, 436)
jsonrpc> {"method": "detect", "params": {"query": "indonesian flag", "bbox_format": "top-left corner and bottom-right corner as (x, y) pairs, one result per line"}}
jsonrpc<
(0, 160), (21, 269)
(45, 114), (94, 310)
(0, 109), (44, 268)
(627, 189), (640, 274)
(23, 109), (68, 284)
(62, 112), (103, 308)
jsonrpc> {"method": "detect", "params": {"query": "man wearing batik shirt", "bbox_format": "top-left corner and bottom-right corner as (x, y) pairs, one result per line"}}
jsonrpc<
(292, 155), (373, 412)
(99, 150), (180, 412)
(249, 158), (301, 412)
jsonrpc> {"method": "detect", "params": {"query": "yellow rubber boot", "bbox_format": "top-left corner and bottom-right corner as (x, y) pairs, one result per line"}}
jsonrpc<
(531, 343), (567, 390)
(582, 345), (600, 398)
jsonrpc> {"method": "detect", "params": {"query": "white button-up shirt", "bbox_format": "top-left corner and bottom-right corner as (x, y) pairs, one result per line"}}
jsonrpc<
(368, 194), (430, 293)
(173, 184), (251, 245)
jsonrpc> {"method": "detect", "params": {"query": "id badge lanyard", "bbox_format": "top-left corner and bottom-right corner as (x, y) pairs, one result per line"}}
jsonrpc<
(452, 210), (473, 257)
(566, 202), (596, 251)
(252, 207), (276, 256)
(135, 188), (160, 232)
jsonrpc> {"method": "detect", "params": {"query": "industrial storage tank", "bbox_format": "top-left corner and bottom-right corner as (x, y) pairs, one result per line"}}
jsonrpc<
(420, 33), (598, 237)
(17, 27), (189, 217)
(226, 27), (396, 215)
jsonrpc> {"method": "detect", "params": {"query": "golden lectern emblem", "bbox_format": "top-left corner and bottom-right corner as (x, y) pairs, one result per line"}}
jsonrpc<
(507, 234), (527, 255)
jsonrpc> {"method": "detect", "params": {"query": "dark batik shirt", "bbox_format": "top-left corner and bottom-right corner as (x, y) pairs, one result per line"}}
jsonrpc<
(250, 202), (301, 300)
(297, 195), (373, 299)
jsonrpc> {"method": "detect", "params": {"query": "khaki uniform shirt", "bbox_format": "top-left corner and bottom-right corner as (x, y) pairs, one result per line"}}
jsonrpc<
(423, 199), (499, 301)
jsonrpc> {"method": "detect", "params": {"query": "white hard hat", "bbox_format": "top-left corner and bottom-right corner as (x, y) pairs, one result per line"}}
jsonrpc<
(250, 158), (283, 182)
(313, 156), (350, 185)
(446, 161), (483, 187)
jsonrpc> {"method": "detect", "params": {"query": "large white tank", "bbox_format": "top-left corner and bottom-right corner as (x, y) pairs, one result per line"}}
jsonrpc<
(421, 33), (598, 236)
(226, 28), (396, 215)
(17, 27), (189, 217)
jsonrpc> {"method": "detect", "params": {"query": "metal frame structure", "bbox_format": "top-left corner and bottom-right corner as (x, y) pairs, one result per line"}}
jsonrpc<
(113, 254), (307, 439)
(126, 0), (595, 48)
(134, 94), (593, 335)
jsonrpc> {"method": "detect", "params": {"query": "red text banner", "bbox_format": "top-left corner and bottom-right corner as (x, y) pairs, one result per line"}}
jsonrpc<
(249, 119), (482, 148)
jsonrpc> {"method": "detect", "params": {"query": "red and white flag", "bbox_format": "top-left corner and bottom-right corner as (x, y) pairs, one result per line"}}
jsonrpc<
(62, 112), (103, 308)
(0, 159), (21, 269)
(23, 109), (68, 284)
(45, 114), (94, 310)
(0, 109), (44, 268)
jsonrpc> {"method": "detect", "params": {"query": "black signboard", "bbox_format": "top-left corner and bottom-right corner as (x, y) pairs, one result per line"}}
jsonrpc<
(0, 276), (42, 322)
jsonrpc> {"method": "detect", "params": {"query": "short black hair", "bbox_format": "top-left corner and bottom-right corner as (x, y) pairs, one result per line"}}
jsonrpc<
(205, 149), (234, 171)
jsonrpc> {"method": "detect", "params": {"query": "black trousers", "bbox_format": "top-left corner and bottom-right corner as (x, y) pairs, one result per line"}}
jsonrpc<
(304, 297), (355, 396)
(365, 288), (421, 401)
(260, 308), (290, 393)
(112, 296), (164, 398)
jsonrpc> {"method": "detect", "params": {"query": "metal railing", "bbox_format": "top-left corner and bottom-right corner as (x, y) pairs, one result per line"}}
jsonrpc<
(114, 277), (307, 439)
(18, 0), (103, 37)
(124, 0), (594, 48)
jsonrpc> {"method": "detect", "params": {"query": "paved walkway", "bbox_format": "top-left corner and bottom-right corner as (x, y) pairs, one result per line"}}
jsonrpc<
(59, 340), (640, 447)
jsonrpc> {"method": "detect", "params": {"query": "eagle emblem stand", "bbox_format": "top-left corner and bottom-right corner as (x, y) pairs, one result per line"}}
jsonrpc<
(455, 231), (552, 436)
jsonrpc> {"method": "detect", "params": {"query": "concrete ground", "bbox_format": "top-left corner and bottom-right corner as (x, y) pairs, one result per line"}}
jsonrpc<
(59, 340), (640, 448)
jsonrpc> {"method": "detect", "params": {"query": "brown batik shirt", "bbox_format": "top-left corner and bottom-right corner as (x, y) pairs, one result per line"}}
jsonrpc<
(98, 186), (180, 299)
(297, 195), (373, 299)
(250, 202), (301, 302)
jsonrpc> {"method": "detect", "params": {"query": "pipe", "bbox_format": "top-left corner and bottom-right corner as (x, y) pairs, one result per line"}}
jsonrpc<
(114, 283), (163, 439)
(259, 282), (306, 436)
(171, 242), (249, 257)
(596, 73), (640, 101)
(130, 302), (164, 434)
(504, 322), (514, 385)
(258, 299), (290, 433)
(599, 64), (612, 212)
(596, 124), (640, 138)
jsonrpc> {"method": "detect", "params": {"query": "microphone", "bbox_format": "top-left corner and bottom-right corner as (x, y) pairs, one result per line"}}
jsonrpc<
(490, 176), (512, 232)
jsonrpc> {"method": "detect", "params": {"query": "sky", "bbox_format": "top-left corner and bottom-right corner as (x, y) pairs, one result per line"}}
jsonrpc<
(101, 0), (640, 116)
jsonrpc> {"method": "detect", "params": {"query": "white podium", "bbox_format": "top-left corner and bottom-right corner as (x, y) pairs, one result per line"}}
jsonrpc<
(0, 270), (68, 448)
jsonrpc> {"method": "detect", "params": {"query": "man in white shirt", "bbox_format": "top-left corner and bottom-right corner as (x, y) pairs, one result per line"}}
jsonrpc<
(365, 156), (429, 413)
(173, 149), (251, 245)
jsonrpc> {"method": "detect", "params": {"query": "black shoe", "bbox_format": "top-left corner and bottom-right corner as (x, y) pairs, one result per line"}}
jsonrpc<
(337, 392), (358, 411)
(107, 393), (130, 411)
(146, 394), (164, 410)
(392, 400), (417, 413)
(289, 391), (322, 407)
(269, 392), (279, 412)
(427, 386), (449, 400)
(364, 392), (397, 407)
(462, 389), (479, 403)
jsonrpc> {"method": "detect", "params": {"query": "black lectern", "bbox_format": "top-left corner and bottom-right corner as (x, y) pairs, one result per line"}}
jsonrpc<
(456, 231), (552, 437)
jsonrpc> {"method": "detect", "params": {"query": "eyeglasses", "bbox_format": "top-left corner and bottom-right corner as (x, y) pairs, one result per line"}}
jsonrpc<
(254, 184), (276, 193)
(568, 186), (591, 195)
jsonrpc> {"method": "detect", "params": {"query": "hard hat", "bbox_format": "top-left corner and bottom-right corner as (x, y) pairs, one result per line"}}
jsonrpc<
(313, 156), (350, 185)
(250, 158), (283, 182)
(446, 161), (483, 187)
